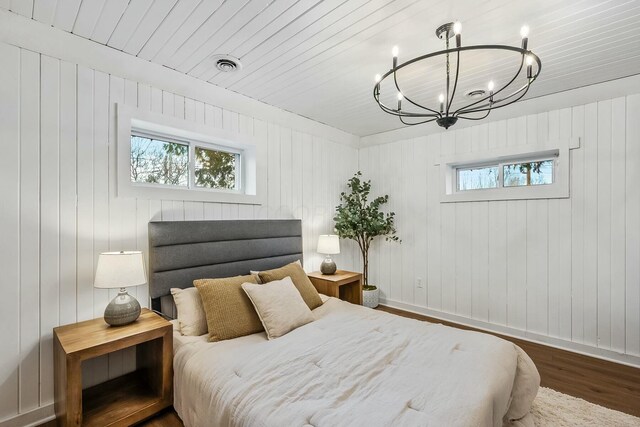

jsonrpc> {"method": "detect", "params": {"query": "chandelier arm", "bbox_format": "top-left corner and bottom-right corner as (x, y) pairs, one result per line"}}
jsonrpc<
(447, 48), (461, 113)
(458, 81), (532, 115)
(457, 109), (492, 121)
(393, 70), (441, 115)
(399, 116), (438, 126)
(377, 99), (439, 118)
(455, 81), (529, 114)
(452, 54), (526, 115)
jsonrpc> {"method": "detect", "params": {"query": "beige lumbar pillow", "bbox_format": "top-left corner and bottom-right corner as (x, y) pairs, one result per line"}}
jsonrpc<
(258, 261), (323, 310)
(242, 277), (314, 340)
(170, 287), (207, 336)
(194, 275), (262, 342)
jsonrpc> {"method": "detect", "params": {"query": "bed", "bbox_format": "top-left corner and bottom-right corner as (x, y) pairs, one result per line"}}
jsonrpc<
(149, 220), (540, 427)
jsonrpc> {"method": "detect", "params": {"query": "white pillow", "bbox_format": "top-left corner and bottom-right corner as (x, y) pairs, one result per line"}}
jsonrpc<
(241, 277), (314, 340)
(170, 287), (208, 336)
(249, 270), (262, 284)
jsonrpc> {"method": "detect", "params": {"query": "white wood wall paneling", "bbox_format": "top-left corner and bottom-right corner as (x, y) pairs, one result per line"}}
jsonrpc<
(39, 55), (61, 407)
(123, 0), (179, 55)
(583, 102), (598, 347)
(597, 100), (612, 349)
(164, 0), (249, 70)
(0, 42), (20, 420)
(208, 0), (381, 90)
(19, 48), (41, 415)
(72, 0), (105, 39)
(626, 94), (640, 356)
(89, 0), (127, 44)
(137, 0), (202, 61)
(107, 0), (153, 50)
(32, 0), (56, 25)
(363, 94), (640, 364)
(8, 0), (31, 18)
(151, 1), (225, 65)
(240, 0), (440, 100)
(570, 104), (586, 344)
(171, 0), (267, 72)
(59, 60), (77, 328)
(189, 0), (300, 79)
(53, 0), (82, 32)
(609, 97), (626, 354)
(426, 134), (441, 311)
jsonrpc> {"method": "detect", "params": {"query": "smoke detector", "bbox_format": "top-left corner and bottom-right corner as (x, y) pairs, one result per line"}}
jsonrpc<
(210, 54), (242, 73)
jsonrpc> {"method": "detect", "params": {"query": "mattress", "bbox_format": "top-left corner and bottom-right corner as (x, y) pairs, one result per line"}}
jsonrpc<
(172, 298), (540, 427)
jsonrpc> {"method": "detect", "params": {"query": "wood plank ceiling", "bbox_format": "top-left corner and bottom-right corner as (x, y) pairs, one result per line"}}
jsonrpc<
(4, 0), (639, 136)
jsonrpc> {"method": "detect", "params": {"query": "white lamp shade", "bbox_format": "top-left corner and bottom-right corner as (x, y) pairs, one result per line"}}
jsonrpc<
(94, 251), (147, 289)
(317, 235), (340, 255)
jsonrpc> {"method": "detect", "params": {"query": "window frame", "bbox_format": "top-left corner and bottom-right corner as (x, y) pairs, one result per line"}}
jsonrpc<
(129, 129), (243, 193)
(438, 139), (579, 203)
(456, 155), (556, 192)
(117, 103), (265, 204)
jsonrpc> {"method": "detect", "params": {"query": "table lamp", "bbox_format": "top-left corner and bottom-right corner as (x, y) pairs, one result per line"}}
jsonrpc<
(94, 251), (147, 326)
(317, 235), (340, 275)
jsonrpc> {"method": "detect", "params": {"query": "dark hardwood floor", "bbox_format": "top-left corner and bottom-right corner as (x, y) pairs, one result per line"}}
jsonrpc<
(48, 303), (640, 426)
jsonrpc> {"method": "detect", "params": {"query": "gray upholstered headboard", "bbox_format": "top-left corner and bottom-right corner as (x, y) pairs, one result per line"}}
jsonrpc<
(148, 219), (303, 316)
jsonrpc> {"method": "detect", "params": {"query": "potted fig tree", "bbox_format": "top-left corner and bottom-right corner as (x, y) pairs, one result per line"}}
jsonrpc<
(333, 171), (400, 308)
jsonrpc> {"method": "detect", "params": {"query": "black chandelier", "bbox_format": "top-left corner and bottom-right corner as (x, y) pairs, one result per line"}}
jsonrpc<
(373, 22), (542, 129)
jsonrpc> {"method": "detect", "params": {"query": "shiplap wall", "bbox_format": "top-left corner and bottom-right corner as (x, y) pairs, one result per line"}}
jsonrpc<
(359, 95), (640, 361)
(0, 41), (358, 423)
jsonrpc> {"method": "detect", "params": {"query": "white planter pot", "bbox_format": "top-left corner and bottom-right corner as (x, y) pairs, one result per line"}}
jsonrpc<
(363, 287), (379, 308)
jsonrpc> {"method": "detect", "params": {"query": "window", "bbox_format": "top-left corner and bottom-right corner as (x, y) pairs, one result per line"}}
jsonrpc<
(456, 157), (554, 192)
(503, 160), (553, 187)
(130, 135), (189, 187)
(194, 146), (239, 190)
(438, 143), (575, 203)
(117, 103), (264, 204)
(457, 165), (499, 191)
(130, 132), (241, 191)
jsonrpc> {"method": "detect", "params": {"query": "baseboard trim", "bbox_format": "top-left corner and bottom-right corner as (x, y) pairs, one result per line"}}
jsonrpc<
(379, 298), (640, 367)
(0, 404), (54, 427)
(378, 300), (640, 417)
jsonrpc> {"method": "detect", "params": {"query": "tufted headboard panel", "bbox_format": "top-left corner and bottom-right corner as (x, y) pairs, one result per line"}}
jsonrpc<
(148, 219), (303, 316)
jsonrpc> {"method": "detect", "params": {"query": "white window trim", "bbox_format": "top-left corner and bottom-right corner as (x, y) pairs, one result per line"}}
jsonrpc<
(438, 137), (579, 202)
(117, 103), (266, 204)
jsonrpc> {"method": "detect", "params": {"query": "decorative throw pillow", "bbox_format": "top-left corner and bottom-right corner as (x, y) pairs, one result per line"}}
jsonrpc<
(194, 275), (262, 342)
(250, 270), (262, 284)
(242, 277), (314, 340)
(170, 287), (207, 336)
(258, 261), (323, 310)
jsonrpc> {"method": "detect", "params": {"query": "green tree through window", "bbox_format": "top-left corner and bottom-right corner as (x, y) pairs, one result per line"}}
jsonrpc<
(195, 147), (237, 189)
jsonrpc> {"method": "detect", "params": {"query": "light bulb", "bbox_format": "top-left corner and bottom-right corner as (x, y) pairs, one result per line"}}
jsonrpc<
(397, 92), (403, 100)
(526, 54), (533, 66)
(453, 21), (462, 35)
(488, 80), (495, 91)
(392, 46), (399, 57)
(375, 74), (381, 83)
(438, 93), (445, 103)
(520, 25), (529, 38)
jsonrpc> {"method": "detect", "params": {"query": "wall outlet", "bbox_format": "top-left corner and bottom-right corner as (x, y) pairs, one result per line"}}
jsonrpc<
(416, 277), (423, 289)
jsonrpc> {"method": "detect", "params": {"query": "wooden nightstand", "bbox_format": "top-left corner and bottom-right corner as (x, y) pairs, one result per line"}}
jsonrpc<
(53, 308), (172, 427)
(308, 270), (363, 305)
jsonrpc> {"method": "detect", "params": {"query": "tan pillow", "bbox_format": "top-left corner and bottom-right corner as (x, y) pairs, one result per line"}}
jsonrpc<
(170, 287), (208, 336)
(194, 275), (262, 342)
(242, 277), (314, 340)
(258, 261), (323, 310)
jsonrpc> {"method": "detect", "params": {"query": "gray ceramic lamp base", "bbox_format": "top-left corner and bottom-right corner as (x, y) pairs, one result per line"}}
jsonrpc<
(320, 257), (337, 275)
(104, 288), (141, 326)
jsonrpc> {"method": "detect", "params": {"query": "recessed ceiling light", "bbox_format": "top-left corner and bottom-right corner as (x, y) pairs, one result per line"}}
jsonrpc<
(209, 54), (242, 73)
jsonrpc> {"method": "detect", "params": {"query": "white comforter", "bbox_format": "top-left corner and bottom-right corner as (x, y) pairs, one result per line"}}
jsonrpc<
(173, 298), (540, 427)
